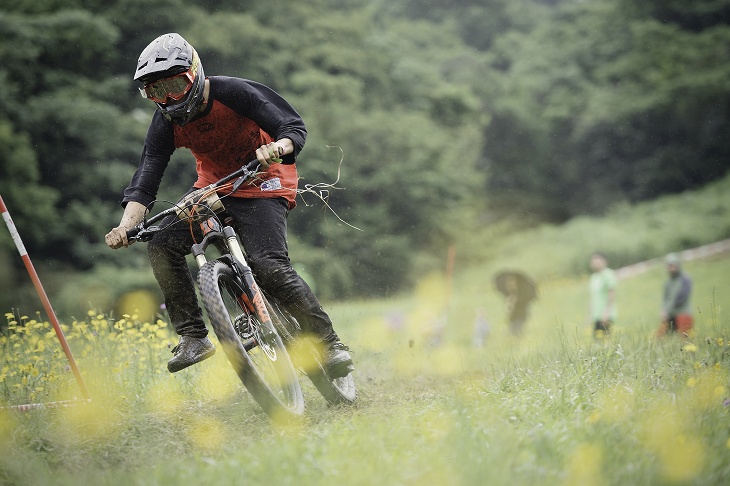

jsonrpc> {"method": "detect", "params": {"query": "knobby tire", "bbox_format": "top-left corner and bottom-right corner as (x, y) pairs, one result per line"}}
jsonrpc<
(198, 260), (304, 418)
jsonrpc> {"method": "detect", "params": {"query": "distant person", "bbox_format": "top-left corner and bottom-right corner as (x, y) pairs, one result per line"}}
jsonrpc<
(656, 253), (693, 338)
(588, 252), (617, 338)
(494, 270), (537, 337)
(473, 308), (491, 347)
(504, 275), (528, 336)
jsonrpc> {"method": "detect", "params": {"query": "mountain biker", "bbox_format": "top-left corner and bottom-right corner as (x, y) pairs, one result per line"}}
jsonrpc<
(104, 32), (353, 377)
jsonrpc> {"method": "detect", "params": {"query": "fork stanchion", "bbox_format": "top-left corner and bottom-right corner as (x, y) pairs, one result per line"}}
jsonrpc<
(0, 195), (89, 400)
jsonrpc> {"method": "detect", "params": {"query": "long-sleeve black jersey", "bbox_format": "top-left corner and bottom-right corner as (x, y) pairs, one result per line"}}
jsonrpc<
(122, 76), (306, 209)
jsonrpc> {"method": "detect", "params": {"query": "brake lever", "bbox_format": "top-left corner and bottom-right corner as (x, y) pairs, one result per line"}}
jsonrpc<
(126, 225), (142, 242)
(229, 164), (260, 193)
(231, 176), (246, 193)
(136, 226), (159, 242)
(126, 225), (157, 243)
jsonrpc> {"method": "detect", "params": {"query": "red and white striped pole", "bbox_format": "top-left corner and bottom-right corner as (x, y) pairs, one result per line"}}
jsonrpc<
(0, 195), (89, 400)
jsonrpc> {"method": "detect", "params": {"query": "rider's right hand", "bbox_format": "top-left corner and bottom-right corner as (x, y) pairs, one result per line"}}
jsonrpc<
(106, 201), (148, 249)
(105, 226), (131, 249)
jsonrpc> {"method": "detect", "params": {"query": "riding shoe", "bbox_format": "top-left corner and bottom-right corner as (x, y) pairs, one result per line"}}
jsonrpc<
(323, 341), (354, 378)
(167, 335), (216, 373)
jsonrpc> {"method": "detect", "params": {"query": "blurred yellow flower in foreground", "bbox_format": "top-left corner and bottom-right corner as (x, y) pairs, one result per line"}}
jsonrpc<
(682, 344), (698, 353)
(640, 406), (706, 482)
(188, 416), (227, 453)
(565, 443), (605, 486)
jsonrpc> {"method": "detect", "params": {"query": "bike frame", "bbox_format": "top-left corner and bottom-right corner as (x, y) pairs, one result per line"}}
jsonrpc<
(127, 158), (268, 320)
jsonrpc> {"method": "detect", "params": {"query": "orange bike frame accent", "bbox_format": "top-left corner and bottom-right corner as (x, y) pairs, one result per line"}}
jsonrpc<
(250, 281), (271, 322)
(199, 216), (222, 236)
(197, 215), (266, 319)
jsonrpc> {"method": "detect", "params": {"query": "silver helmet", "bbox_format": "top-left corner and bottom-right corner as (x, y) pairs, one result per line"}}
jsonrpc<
(134, 33), (206, 126)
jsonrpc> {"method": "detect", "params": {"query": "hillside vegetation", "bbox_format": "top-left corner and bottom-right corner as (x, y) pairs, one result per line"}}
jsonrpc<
(457, 170), (730, 286)
(2, 0), (729, 304)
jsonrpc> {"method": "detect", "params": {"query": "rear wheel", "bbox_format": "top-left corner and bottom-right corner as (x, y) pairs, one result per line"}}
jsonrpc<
(198, 260), (304, 417)
(307, 364), (357, 405)
(265, 295), (357, 405)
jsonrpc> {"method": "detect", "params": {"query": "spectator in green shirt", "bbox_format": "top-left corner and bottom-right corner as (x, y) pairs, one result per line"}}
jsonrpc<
(588, 252), (617, 338)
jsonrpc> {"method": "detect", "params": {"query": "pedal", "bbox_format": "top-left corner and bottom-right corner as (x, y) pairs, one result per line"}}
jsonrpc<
(242, 337), (257, 351)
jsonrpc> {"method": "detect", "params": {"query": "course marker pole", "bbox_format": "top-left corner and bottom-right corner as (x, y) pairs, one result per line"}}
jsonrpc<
(0, 195), (89, 400)
(444, 244), (456, 324)
(4, 399), (91, 412)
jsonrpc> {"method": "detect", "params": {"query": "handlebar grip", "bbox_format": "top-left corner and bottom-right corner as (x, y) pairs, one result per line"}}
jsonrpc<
(126, 225), (141, 241)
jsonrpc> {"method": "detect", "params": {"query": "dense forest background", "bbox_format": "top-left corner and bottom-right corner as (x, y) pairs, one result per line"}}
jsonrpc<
(1, 0), (728, 313)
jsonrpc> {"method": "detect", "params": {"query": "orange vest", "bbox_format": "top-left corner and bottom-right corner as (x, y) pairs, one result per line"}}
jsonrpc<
(174, 100), (299, 208)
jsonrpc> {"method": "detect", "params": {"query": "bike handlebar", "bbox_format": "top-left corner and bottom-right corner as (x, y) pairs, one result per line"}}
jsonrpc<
(126, 158), (261, 243)
(214, 157), (261, 189)
(126, 225), (141, 241)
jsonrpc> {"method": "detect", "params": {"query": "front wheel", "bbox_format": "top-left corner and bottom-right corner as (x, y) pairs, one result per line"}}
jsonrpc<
(198, 260), (304, 418)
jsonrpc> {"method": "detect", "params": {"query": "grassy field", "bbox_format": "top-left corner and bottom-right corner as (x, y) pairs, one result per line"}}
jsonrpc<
(2, 176), (730, 485)
(1, 249), (729, 485)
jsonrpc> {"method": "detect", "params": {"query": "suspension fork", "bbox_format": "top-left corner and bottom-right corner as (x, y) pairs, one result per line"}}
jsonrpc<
(191, 217), (271, 324)
(191, 217), (247, 266)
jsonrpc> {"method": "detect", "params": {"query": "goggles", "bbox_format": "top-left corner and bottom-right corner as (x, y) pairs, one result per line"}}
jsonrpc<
(140, 69), (195, 104)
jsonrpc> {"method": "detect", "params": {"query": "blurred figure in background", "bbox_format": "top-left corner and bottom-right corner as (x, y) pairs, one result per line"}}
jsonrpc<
(426, 312), (447, 347)
(473, 308), (491, 347)
(588, 252), (617, 338)
(656, 253), (693, 338)
(494, 270), (537, 337)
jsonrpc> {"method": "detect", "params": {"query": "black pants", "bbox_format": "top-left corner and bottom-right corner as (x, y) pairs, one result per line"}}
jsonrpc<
(594, 320), (612, 333)
(147, 195), (338, 343)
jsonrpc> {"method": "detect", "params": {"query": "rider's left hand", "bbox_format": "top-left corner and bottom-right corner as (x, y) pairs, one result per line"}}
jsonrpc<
(255, 141), (285, 169)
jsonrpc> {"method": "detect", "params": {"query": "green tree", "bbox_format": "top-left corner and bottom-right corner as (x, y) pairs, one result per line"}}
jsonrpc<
(625, 0), (730, 31)
(185, 3), (488, 296)
(2, 0), (729, 307)
(482, 0), (730, 219)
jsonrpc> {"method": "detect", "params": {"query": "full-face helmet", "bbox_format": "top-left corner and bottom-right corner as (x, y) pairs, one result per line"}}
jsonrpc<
(134, 33), (206, 126)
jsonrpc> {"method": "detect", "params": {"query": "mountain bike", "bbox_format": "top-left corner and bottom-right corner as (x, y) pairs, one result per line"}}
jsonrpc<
(126, 159), (355, 418)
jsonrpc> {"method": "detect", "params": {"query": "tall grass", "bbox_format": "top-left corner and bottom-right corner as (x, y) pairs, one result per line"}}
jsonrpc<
(1, 254), (728, 485)
(2, 170), (730, 484)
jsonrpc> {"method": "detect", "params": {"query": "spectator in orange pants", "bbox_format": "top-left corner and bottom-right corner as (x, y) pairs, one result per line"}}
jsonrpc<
(656, 253), (694, 338)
